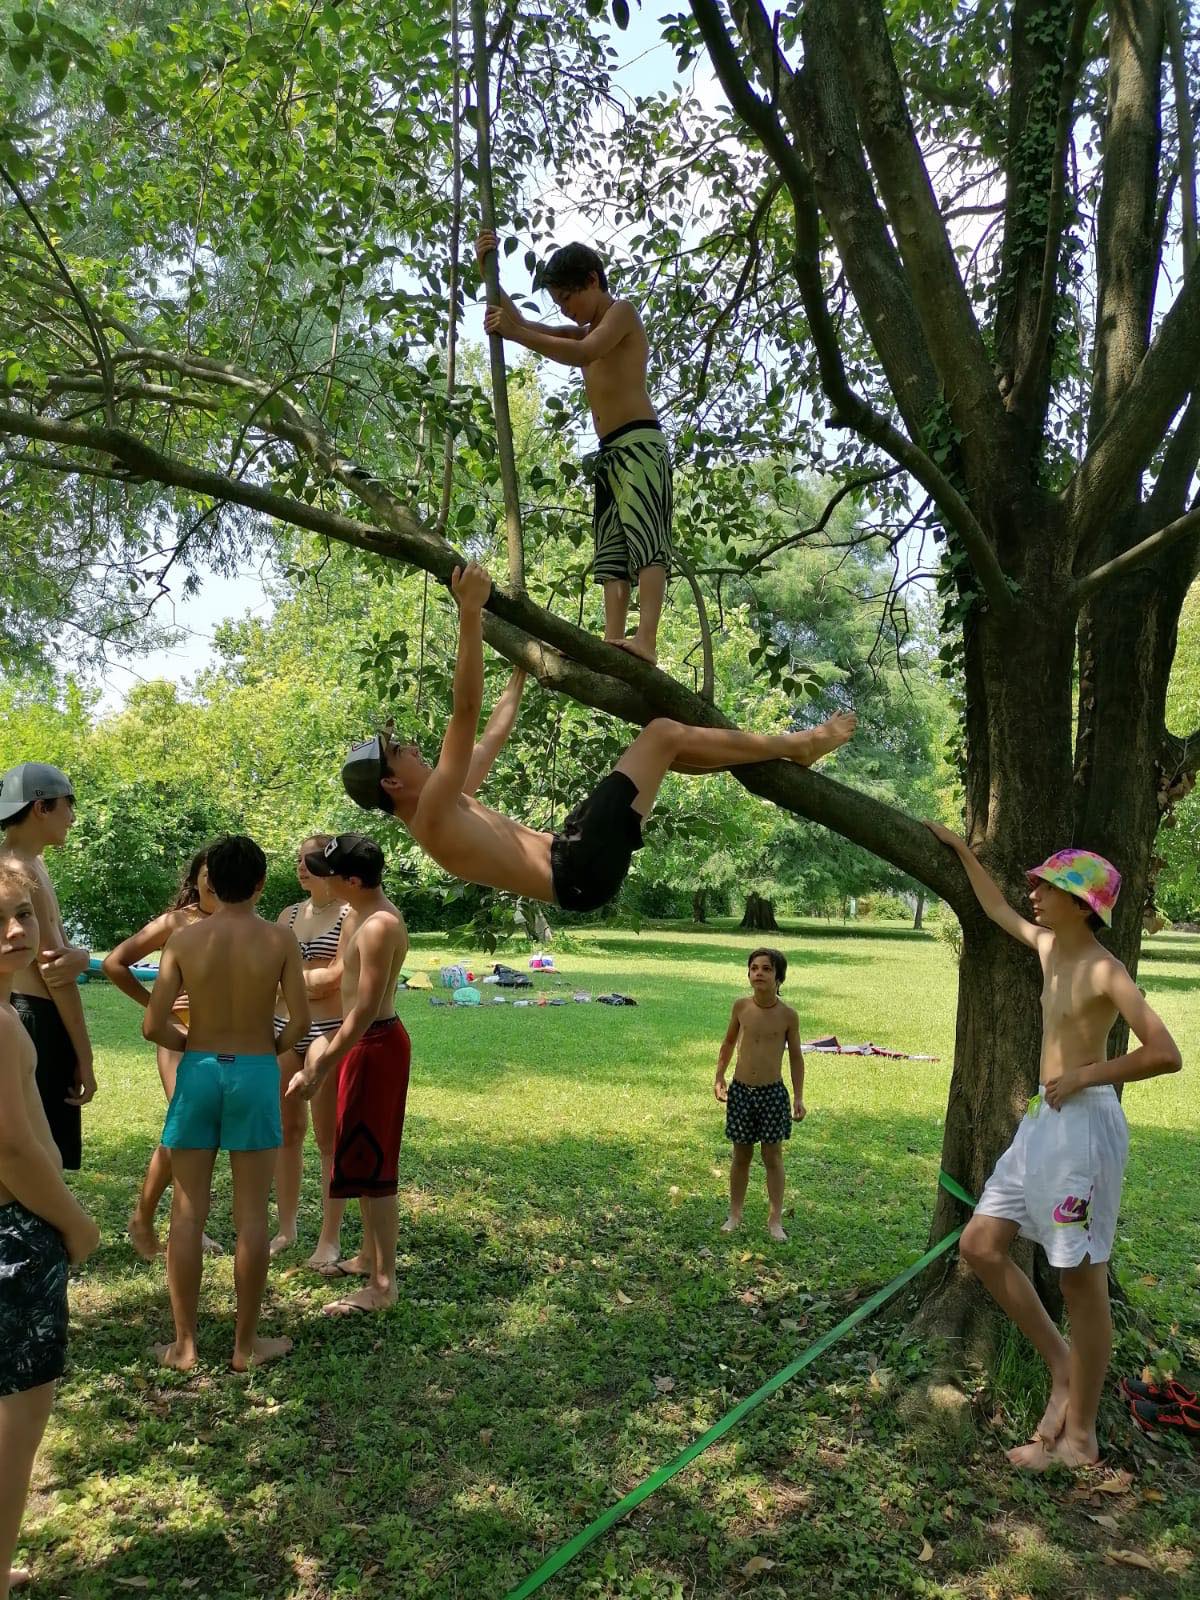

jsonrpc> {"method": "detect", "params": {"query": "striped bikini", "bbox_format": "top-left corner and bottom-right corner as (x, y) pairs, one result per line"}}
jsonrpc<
(274, 904), (348, 1057)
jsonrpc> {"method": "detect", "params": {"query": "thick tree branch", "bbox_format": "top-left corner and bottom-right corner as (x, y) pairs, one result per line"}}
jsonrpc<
(1006, 0), (1095, 423)
(838, 0), (1011, 486)
(1066, 265), (1200, 541)
(690, 0), (1016, 618)
(1166, 0), (1197, 270)
(1087, 0), (1166, 442)
(0, 403), (965, 903)
(1073, 502), (1200, 603)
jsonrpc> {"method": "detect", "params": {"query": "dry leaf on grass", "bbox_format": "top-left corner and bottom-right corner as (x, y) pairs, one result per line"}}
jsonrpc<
(654, 1375), (676, 1393)
(1087, 1513), (1120, 1531)
(614, 1289), (632, 1306)
(917, 1539), (934, 1563)
(479, 1428), (494, 1448)
(1091, 1468), (1135, 1496)
(1105, 1549), (1157, 1572)
(741, 1556), (777, 1575)
(1141, 1487), (1166, 1502)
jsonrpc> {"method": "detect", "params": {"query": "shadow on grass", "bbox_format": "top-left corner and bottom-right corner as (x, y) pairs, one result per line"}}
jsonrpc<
(33, 1111), (1200, 1600)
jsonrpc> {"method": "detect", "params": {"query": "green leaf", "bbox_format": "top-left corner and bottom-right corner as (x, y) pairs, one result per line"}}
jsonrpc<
(12, 11), (35, 35)
(102, 82), (127, 116)
(611, 0), (629, 24)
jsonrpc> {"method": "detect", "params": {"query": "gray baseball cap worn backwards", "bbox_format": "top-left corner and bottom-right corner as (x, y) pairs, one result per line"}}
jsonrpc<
(342, 729), (391, 812)
(0, 762), (75, 823)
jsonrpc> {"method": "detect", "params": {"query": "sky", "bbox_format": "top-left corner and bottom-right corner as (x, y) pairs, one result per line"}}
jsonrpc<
(94, 4), (711, 712)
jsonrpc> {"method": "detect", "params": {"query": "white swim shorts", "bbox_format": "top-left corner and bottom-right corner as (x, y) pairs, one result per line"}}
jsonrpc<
(974, 1084), (1129, 1268)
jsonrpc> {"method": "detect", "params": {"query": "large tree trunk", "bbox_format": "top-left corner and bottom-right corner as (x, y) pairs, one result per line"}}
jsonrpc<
(912, 889), (925, 930)
(740, 892), (779, 931)
(692, 889), (708, 922)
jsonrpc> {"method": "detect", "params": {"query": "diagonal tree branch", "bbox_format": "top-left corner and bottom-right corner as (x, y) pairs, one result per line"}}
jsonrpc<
(837, 0), (1011, 486)
(689, 0), (1017, 618)
(1066, 265), (1200, 542)
(0, 403), (966, 905)
(1073, 501), (1200, 604)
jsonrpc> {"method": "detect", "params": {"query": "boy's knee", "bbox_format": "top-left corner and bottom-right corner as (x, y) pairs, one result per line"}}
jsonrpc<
(959, 1220), (1000, 1273)
(646, 717), (682, 748)
(760, 1143), (783, 1167)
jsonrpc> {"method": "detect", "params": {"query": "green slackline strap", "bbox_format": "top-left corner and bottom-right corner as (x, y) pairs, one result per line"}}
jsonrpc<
(503, 1170), (978, 1600)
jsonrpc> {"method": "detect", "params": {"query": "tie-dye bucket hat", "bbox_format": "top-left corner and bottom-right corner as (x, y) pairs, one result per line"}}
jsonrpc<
(1026, 849), (1121, 926)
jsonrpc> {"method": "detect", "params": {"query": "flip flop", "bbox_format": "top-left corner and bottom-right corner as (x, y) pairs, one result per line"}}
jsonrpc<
(1120, 1375), (1198, 1407)
(1129, 1394), (1200, 1437)
(313, 1260), (353, 1278)
(322, 1298), (373, 1317)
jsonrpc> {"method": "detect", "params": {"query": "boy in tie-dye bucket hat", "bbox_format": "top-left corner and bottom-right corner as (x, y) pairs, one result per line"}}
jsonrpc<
(926, 822), (1182, 1473)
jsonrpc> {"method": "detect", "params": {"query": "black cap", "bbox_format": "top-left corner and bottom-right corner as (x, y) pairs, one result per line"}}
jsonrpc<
(304, 832), (385, 887)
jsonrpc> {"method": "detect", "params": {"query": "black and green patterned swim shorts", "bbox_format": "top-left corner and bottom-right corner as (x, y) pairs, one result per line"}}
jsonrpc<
(0, 1200), (68, 1396)
(592, 419), (673, 583)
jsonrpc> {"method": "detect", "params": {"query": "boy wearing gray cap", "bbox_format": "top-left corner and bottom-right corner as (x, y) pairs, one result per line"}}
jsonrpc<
(0, 764), (95, 1168)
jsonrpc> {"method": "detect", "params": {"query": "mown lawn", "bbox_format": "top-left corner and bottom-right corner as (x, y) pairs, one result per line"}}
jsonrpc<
(20, 920), (1200, 1599)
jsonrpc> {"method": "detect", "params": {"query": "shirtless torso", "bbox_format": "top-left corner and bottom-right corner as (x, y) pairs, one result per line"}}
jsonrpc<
(731, 996), (800, 1087)
(153, 910), (306, 1056)
(338, 899), (408, 1024)
(6, 851), (70, 1003)
(1035, 939), (1121, 1087)
(576, 300), (656, 438)
(406, 790), (554, 903)
(0, 1004), (56, 1206)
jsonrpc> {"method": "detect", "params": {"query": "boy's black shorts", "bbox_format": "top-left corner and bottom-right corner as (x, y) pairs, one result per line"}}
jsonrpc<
(550, 772), (644, 914)
(14, 992), (82, 1169)
(725, 1079), (792, 1145)
(0, 1200), (69, 1396)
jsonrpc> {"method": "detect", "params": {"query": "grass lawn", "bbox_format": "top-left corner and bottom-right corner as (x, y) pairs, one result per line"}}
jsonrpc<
(20, 919), (1200, 1599)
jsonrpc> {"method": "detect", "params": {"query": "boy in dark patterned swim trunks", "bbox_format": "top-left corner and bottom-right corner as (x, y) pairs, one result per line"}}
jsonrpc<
(340, 562), (856, 916)
(0, 856), (100, 1599)
(714, 948), (806, 1242)
(476, 229), (671, 665)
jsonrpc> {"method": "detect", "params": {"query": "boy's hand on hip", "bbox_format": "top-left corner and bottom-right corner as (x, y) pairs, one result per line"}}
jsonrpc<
(1043, 1067), (1089, 1111)
(792, 1099), (806, 1122)
(451, 560), (492, 611)
(713, 1075), (727, 1102)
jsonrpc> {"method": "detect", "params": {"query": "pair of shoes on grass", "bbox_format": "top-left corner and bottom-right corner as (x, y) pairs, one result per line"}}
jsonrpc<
(1120, 1375), (1200, 1437)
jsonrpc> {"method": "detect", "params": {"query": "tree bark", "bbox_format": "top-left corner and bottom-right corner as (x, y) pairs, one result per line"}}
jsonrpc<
(692, 889), (708, 923)
(740, 892), (779, 930)
(912, 889), (925, 931)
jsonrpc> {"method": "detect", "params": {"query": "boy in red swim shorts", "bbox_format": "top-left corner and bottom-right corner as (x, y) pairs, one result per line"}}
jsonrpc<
(287, 835), (410, 1316)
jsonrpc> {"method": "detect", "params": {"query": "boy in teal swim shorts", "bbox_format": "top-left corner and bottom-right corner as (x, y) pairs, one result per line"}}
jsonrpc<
(927, 827), (1182, 1471)
(144, 836), (309, 1371)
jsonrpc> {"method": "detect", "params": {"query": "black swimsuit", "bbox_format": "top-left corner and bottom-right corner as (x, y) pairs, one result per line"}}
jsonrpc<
(550, 772), (645, 913)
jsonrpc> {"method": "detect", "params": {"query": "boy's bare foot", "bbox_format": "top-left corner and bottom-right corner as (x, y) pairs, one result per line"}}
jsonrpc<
(615, 636), (657, 667)
(153, 1339), (198, 1372)
(1006, 1431), (1101, 1472)
(720, 1214), (742, 1233)
(127, 1213), (161, 1262)
(791, 711), (857, 765)
(201, 1233), (224, 1257)
(269, 1231), (297, 1258)
(307, 1244), (342, 1274)
(334, 1254), (371, 1277)
(322, 1284), (397, 1315)
(232, 1335), (293, 1371)
(1036, 1369), (1071, 1444)
(767, 1219), (788, 1242)
(10, 1565), (31, 1589)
